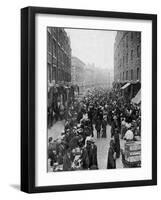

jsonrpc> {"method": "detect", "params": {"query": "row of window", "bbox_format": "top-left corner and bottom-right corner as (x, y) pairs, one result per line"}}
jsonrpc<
(125, 32), (141, 48)
(47, 30), (71, 58)
(48, 64), (71, 83)
(47, 30), (71, 73)
(48, 28), (70, 52)
(116, 32), (141, 51)
(117, 45), (140, 69)
(119, 68), (140, 81)
(58, 48), (70, 67)
(58, 29), (70, 51)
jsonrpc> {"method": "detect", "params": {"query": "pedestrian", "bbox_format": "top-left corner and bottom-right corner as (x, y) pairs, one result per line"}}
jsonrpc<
(111, 115), (119, 138)
(102, 116), (107, 138)
(113, 129), (120, 159)
(95, 117), (102, 138)
(121, 119), (127, 139)
(107, 139), (116, 169)
(59, 103), (65, 120)
(88, 138), (98, 169)
(80, 147), (89, 169)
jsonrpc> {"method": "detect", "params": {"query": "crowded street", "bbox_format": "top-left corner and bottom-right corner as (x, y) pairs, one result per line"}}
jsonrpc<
(47, 28), (141, 172)
(48, 86), (141, 172)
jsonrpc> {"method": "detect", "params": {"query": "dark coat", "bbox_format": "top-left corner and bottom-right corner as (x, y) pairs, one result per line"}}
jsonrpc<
(114, 133), (120, 158)
(68, 136), (80, 150)
(111, 120), (119, 137)
(63, 153), (71, 171)
(102, 119), (107, 138)
(88, 144), (98, 169)
(107, 147), (116, 169)
(77, 111), (83, 122)
(80, 147), (89, 169)
(95, 119), (102, 132)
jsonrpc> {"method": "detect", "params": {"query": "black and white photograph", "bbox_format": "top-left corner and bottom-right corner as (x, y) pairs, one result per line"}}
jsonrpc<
(47, 27), (141, 172)
(20, 6), (157, 193)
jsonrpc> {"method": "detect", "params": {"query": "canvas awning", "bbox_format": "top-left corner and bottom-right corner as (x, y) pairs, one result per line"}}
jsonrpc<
(121, 82), (131, 90)
(131, 90), (141, 104)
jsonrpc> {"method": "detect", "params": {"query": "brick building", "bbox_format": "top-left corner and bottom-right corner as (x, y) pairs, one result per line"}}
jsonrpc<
(47, 27), (71, 85)
(47, 28), (74, 125)
(114, 31), (141, 82)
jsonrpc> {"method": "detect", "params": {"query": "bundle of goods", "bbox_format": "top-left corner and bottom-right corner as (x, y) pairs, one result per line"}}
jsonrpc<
(122, 141), (141, 168)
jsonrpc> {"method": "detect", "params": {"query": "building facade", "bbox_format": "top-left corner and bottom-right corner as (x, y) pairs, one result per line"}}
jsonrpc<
(71, 56), (85, 93)
(47, 27), (74, 125)
(114, 31), (141, 82)
(47, 27), (71, 85)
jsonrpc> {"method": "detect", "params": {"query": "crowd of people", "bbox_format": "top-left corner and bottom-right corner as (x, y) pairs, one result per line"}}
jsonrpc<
(48, 86), (141, 171)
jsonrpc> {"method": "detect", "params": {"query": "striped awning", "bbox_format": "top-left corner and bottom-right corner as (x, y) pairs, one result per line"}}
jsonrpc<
(121, 82), (131, 90)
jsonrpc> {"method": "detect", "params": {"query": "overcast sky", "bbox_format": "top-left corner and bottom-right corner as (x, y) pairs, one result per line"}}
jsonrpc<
(65, 28), (117, 69)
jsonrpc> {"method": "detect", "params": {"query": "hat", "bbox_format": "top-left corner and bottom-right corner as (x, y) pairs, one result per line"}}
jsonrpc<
(113, 115), (117, 120)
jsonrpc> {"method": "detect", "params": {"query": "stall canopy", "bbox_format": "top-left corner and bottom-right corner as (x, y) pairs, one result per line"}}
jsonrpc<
(121, 82), (131, 90)
(131, 89), (141, 104)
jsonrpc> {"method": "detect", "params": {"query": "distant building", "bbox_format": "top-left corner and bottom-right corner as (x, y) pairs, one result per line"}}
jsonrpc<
(71, 56), (85, 93)
(114, 31), (141, 82)
(84, 64), (112, 89)
(94, 68), (111, 88)
(47, 27), (71, 84)
(84, 64), (95, 89)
